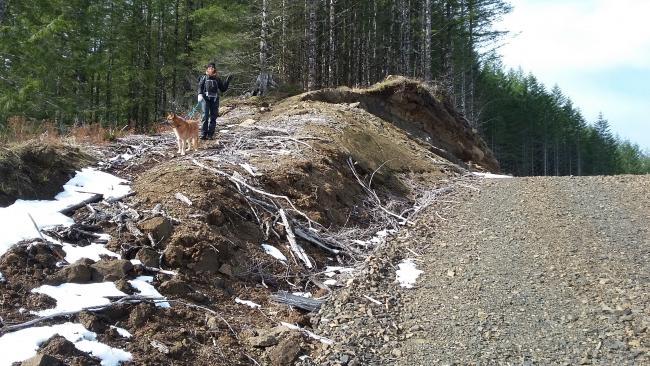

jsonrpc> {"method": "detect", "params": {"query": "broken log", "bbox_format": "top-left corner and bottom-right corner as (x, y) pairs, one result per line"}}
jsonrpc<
(59, 193), (103, 216)
(271, 291), (323, 312)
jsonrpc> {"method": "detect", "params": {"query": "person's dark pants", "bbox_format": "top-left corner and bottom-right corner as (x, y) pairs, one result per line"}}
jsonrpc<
(201, 96), (219, 138)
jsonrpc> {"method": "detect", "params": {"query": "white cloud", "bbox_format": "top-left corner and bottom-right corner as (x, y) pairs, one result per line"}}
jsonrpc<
(496, 0), (650, 150)
(500, 0), (650, 72)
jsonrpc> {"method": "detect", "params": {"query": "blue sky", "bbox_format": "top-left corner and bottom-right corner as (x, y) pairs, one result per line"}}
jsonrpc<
(496, 0), (650, 150)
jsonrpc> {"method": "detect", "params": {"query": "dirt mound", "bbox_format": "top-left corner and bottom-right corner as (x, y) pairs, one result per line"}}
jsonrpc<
(0, 142), (94, 206)
(299, 75), (499, 172)
(0, 80), (485, 365)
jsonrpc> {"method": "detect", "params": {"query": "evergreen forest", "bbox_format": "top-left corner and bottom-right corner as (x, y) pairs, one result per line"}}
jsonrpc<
(0, 0), (648, 175)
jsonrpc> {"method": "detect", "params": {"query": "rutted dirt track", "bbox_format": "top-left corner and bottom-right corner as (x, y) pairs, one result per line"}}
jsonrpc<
(398, 176), (650, 365)
(311, 175), (650, 365)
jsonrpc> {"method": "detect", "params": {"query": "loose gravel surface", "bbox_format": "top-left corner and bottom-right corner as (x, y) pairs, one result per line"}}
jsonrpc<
(311, 175), (649, 365)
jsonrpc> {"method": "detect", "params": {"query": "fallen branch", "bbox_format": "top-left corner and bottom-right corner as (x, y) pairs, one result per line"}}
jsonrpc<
(280, 209), (312, 269)
(27, 213), (45, 241)
(280, 321), (333, 345)
(59, 194), (103, 215)
(294, 227), (340, 255)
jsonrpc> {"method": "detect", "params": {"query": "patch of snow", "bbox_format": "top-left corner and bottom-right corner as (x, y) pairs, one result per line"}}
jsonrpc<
(369, 229), (397, 245)
(0, 322), (132, 366)
(323, 279), (337, 286)
(32, 277), (170, 315)
(472, 172), (512, 179)
(261, 244), (287, 262)
(235, 297), (261, 309)
(128, 276), (170, 308)
(292, 292), (312, 298)
(396, 259), (423, 289)
(95, 233), (111, 242)
(0, 168), (131, 256)
(18, 308), (26, 314)
(0, 271), (4, 284)
(351, 239), (370, 246)
(63, 168), (131, 200)
(155, 268), (177, 276)
(61, 242), (120, 263)
(31, 282), (127, 316)
(109, 325), (132, 338)
(130, 259), (143, 265)
(0, 200), (76, 255)
(75, 339), (133, 365)
(109, 153), (133, 162)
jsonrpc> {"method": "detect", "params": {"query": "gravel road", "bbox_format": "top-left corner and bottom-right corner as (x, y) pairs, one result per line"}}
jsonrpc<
(310, 175), (649, 365)
(398, 175), (649, 365)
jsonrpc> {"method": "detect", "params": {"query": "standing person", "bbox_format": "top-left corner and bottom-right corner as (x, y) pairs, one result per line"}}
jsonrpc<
(197, 62), (232, 140)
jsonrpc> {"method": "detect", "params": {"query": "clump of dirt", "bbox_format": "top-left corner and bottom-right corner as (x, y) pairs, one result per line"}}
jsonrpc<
(0, 240), (66, 325)
(0, 142), (94, 206)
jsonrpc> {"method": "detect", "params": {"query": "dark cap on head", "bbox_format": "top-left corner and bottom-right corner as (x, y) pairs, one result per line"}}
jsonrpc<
(207, 62), (216, 69)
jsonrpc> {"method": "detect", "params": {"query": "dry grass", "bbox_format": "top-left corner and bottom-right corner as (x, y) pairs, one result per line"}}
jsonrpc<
(0, 116), (136, 145)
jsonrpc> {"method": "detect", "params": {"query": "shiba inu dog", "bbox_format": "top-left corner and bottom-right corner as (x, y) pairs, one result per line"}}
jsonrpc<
(166, 113), (199, 155)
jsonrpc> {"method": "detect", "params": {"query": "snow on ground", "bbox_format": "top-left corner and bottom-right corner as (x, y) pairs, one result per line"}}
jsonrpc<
(63, 168), (131, 200)
(0, 168), (132, 256)
(292, 292), (312, 298)
(31, 277), (170, 315)
(0, 322), (132, 366)
(395, 259), (423, 288)
(61, 242), (121, 263)
(128, 276), (170, 308)
(350, 229), (398, 248)
(261, 244), (287, 262)
(109, 325), (132, 339)
(235, 298), (261, 309)
(0, 271), (4, 283)
(472, 172), (513, 179)
(31, 282), (127, 316)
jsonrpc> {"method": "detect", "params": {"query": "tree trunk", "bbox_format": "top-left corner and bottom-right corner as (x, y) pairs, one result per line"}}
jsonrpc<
(328, 0), (336, 87)
(172, 0), (179, 104)
(255, 0), (275, 95)
(306, 0), (317, 90)
(443, 0), (455, 102)
(372, 0), (378, 81)
(281, 0), (286, 78)
(423, 0), (432, 82)
(0, 0), (5, 24)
